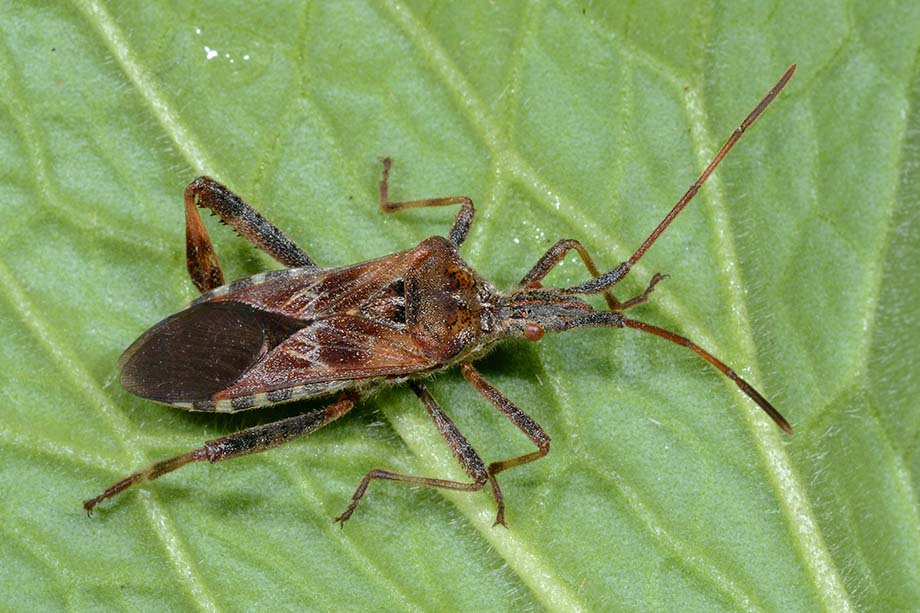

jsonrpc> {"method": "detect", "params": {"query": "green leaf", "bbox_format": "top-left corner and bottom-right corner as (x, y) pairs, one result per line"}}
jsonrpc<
(2, 1), (918, 610)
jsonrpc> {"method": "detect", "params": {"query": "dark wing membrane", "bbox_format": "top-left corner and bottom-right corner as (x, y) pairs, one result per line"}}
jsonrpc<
(119, 301), (305, 404)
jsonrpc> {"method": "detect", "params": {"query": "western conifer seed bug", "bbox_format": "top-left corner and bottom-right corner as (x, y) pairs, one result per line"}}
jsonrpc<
(85, 65), (796, 526)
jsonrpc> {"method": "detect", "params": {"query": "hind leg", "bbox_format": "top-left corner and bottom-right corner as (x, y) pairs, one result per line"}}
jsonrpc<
(184, 177), (316, 292)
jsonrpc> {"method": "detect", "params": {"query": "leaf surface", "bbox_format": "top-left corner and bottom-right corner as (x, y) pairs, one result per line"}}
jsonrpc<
(1, 1), (918, 610)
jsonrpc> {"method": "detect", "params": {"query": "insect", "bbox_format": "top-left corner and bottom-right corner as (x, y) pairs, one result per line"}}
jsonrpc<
(85, 65), (796, 526)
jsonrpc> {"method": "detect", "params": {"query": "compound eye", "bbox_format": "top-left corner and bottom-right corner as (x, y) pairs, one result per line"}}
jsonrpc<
(524, 322), (545, 341)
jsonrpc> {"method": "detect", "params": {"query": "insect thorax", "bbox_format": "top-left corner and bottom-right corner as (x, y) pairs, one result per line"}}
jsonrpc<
(396, 236), (501, 362)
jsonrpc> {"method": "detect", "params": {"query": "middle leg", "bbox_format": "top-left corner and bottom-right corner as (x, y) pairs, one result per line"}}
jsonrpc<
(461, 363), (550, 527)
(336, 380), (497, 525)
(377, 158), (476, 247)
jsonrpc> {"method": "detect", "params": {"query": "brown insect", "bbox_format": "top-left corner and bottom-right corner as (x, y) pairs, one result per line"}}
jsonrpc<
(85, 65), (796, 526)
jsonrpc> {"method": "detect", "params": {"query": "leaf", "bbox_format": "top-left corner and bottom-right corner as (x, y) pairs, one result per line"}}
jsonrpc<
(1, 1), (918, 610)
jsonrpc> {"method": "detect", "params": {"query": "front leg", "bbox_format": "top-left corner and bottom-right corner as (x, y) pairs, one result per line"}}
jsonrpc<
(519, 239), (666, 311)
(518, 238), (621, 310)
(184, 177), (316, 293)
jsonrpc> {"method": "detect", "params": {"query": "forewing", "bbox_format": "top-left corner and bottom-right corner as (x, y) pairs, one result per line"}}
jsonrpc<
(224, 248), (418, 319)
(215, 315), (432, 400)
(128, 243), (449, 405)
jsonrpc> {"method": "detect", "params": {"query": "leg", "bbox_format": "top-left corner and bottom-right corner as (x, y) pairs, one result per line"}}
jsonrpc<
(83, 394), (355, 514)
(520, 239), (668, 311)
(336, 381), (494, 525)
(378, 158), (475, 247)
(519, 239), (666, 311)
(461, 364), (550, 526)
(518, 238), (620, 310)
(614, 272), (668, 310)
(184, 177), (316, 293)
